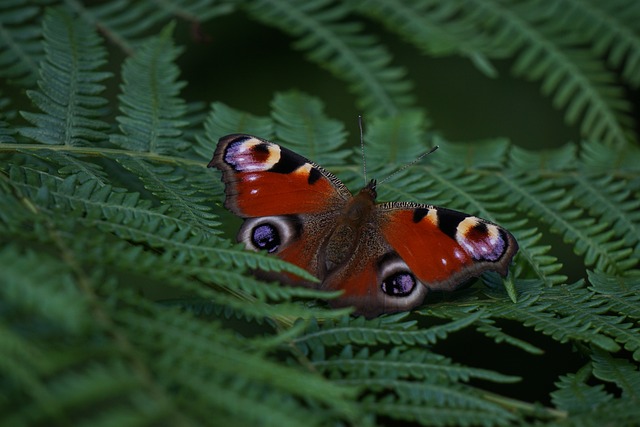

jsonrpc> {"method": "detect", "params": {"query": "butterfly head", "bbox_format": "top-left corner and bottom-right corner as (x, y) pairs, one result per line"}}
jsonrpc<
(361, 179), (377, 200)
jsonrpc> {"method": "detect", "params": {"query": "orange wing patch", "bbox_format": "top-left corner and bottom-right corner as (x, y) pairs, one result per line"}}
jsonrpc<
(380, 209), (473, 284)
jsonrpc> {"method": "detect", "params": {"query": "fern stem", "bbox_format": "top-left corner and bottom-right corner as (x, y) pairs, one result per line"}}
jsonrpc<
(481, 391), (567, 419)
(0, 143), (206, 168)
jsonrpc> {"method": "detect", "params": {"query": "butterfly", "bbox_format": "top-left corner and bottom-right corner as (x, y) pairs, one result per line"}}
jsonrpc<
(209, 134), (518, 318)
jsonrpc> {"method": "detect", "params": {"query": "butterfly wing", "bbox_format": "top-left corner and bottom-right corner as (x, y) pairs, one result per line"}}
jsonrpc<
(210, 134), (351, 217)
(379, 202), (517, 281)
(209, 134), (352, 285)
(322, 202), (518, 317)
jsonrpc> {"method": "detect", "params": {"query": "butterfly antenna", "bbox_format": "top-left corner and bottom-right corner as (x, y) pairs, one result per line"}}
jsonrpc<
(377, 145), (440, 186)
(359, 115), (367, 185)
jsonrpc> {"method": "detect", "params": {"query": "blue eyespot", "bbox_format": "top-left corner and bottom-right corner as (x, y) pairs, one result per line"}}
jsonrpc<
(381, 272), (416, 297)
(252, 224), (280, 253)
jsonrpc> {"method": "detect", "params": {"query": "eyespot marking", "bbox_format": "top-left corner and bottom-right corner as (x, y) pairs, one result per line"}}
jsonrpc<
(381, 272), (416, 297)
(377, 253), (422, 300)
(252, 224), (281, 253)
(237, 215), (302, 254)
(224, 137), (281, 172)
(456, 217), (505, 261)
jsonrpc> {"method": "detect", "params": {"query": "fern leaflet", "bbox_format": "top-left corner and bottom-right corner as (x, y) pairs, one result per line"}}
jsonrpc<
(19, 7), (111, 146)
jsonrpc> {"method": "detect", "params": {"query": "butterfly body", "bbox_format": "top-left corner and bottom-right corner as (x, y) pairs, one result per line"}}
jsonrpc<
(210, 134), (518, 318)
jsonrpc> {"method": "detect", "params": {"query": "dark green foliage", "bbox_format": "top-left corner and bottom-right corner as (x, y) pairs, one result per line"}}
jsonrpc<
(244, 0), (416, 116)
(0, 1), (639, 426)
(111, 23), (189, 154)
(0, 0), (47, 87)
(19, 7), (111, 146)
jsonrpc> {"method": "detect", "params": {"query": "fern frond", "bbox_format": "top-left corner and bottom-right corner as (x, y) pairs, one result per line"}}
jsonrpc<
(353, 0), (502, 77)
(474, 275), (640, 361)
(0, 243), (354, 426)
(312, 345), (519, 384)
(243, 0), (416, 116)
(0, 244), (90, 335)
(588, 271), (640, 320)
(0, 111), (17, 143)
(503, 142), (639, 275)
(580, 139), (640, 172)
(493, 170), (634, 274)
(0, 0), (44, 87)
(295, 310), (484, 349)
(111, 23), (189, 154)
(539, 284), (640, 361)
(361, 393), (518, 427)
(7, 162), (318, 284)
(591, 349), (640, 399)
(0, 192), (355, 424)
(545, 0), (640, 89)
(116, 157), (220, 232)
(569, 173), (640, 255)
(0, 246), (181, 426)
(41, 150), (110, 185)
(474, 285), (619, 353)
(506, 225), (566, 287)
(474, 316), (545, 355)
(365, 110), (431, 165)
(75, 0), (234, 53)
(271, 91), (350, 165)
(112, 295), (363, 425)
(19, 8), (111, 147)
(458, 0), (635, 146)
(551, 364), (612, 413)
(433, 137), (511, 169)
(548, 399), (640, 427)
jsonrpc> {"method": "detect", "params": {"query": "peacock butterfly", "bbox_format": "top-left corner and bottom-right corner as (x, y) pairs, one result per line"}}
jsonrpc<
(209, 134), (518, 318)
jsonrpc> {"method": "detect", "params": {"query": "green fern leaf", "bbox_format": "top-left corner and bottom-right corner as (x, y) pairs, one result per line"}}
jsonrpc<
(116, 157), (220, 232)
(0, 0), (44, 86)
(0, 108), (17, 143)
(545, 0), (640, 89)
(296, 310), (484, 348)
(474, 316), (545, 354)
(494, 169), (634, 274)
(354, 0), (501, 77)
(111, 23), (189, 154)
(0, 244), (90, 335)
(79, 0), (234, 53)
(483, 285), (619, 353)
(19, 8), (111, 146)
(362, 393), (519, 427)
(588, 271), (640, 320)
(312, 345), (519, 384)
(365, 110), (431, 165)
(243, 0), (416, 116)
(541, 284), (640, 361)
(591, 349), (640, 400)
(271, 91), (350, 165)
(570, 173), (640, 255)
(451, 0), (636, 146)
(506, 225), (566, 287)
(550, 364), (612, 414)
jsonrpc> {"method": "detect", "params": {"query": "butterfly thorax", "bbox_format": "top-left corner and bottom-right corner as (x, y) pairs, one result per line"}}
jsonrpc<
(322, 180), (378, 272)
